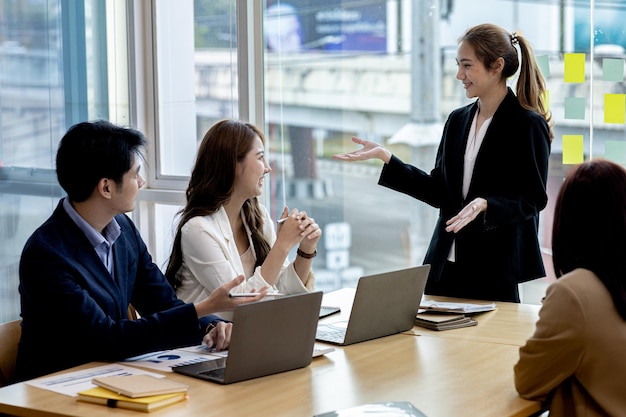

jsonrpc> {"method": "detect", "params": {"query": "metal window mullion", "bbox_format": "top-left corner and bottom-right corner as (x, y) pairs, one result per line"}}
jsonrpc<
(237, 0), (264, 128)
(60, 0), (89, 128)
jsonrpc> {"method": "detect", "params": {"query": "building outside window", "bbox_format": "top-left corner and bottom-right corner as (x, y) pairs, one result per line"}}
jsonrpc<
(1, 0), (624, 323)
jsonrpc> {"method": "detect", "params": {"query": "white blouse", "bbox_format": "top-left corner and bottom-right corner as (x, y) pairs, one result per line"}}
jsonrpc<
(448, 110), (492, 262)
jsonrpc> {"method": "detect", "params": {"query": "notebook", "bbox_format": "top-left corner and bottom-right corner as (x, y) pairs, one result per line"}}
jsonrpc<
(172, 291), (323, 384)
(319, 305), (340, 318)
(316, 265), (430, 346)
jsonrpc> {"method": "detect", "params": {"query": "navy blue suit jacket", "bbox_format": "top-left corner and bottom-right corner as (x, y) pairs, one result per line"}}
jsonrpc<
(379, 89), (551, 299)
(16, 200), (215, 381)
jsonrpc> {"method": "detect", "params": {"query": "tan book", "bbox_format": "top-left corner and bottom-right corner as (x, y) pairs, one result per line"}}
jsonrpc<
(92, 374), (188, 398)
(76, 386), (187, 413)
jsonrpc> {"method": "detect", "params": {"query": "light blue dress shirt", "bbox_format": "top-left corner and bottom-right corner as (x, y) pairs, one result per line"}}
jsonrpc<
(62, 197), (121, 279)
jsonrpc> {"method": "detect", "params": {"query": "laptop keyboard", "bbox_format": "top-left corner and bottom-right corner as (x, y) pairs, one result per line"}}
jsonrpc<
(199, 367), (226, 379)
(316, 325), (346, 344)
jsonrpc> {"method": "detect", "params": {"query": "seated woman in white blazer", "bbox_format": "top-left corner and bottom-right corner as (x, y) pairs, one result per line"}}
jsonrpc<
(165, 119), (320, 320)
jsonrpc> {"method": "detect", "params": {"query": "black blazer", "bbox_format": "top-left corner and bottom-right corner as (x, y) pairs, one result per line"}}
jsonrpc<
(379, 89), (551, 292)
(16, 200), (215, 381)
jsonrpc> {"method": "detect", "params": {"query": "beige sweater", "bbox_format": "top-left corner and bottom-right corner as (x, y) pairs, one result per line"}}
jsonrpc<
(514, 268), (626, 416)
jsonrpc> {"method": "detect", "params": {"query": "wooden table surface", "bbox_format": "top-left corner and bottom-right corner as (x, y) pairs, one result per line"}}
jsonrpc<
(413, 295), (540, 346)
(0, 291), (542, 417)
(322, 289), (540, 346)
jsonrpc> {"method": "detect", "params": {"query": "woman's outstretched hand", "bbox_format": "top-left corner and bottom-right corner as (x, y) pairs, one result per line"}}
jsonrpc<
(332, 137), (391, 164)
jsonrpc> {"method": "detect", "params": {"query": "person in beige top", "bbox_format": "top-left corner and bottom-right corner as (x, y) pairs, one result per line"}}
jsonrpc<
(165, 119), (320, 320)
(514, 159), (626, 416)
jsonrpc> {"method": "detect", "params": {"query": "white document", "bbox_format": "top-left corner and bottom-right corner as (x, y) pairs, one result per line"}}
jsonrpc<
(419, 300), (497, 314)
(123, 342), (333, 374)
(25, 364), (164, 397)
(312, 344), (335, 357)
(122, 345), (226, 373)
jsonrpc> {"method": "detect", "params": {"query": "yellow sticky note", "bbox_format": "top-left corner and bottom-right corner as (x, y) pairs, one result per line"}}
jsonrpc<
(542, 90), (550, 111)
(562, 135), (584, 164)
(604, 94), (626, 124)
(564, 53), (585, 83)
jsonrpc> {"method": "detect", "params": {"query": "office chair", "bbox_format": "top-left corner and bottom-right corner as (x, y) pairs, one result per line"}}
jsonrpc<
(0, 320), (22, 387)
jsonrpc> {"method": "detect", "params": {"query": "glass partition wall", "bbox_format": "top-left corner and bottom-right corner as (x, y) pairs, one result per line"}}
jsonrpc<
(1, 0), (624, 323)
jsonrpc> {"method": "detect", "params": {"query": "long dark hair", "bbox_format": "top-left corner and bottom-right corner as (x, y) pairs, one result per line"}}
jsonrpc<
(552, 159), (626, 320)
(460, 23), (554, 140)
(165, 119), (271, 289)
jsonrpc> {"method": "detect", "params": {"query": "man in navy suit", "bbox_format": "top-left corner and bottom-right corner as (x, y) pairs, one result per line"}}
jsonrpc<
(16, 120), (266, 381)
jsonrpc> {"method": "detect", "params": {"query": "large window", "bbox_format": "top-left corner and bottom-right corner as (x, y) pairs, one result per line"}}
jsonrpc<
(0, 0), (130, 323)
(151, 0), (626, 301)
(2, 0), (626, 324)
(253, 0), (626, 302)
(259, 0), (558, 298)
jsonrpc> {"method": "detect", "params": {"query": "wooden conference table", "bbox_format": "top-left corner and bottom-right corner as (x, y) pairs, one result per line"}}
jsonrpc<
(0, 290), (542, 417)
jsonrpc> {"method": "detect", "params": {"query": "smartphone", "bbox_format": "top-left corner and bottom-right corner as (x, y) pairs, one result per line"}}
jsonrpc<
(229, 292), (283, 298)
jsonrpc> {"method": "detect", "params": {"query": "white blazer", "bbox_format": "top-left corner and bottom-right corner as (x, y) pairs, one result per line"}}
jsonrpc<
(174, 205), (312, 320)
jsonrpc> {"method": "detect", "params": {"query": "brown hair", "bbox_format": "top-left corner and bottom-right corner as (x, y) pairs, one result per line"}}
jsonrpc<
(165, 119), (271, 289)
(460, 23), (554, 140)
(552, 159), (626, 320)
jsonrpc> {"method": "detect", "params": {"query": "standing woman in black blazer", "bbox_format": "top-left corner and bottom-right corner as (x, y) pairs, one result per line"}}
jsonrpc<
(333, 23), (553, 302)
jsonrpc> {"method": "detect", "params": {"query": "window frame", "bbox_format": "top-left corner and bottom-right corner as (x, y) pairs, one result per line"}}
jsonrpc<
(129, 0), (269, 254)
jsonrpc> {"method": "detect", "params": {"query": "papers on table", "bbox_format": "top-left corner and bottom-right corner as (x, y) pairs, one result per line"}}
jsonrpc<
(25, 364), (164, 397)
(123, 343), (335, 373)
(122, 345), (227, 373)
(419, 300), (497, 314)
(315, 401), (428, 416)
(313, 344), (335, 357)
(30, 340), (336, 397)
(415, 301), (495, 331)
(26, 345), (225, 397)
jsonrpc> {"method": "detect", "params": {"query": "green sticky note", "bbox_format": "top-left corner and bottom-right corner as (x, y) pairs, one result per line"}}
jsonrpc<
(564, 97), (585, 120)
(562, 135), (584, 164)
(564, 53), (585, 83)
(536, 55), (550, 78)
(604, 94), (626, 124)
(602, 58), (624, 82)
(605, 140), (626, 165)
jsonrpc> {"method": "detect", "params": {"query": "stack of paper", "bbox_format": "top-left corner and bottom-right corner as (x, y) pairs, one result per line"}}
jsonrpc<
(419, 301), (496, 314)
(415, 313), (477, 331)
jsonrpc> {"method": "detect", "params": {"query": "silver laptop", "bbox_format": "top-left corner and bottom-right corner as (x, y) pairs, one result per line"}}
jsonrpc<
(172, 291), (323, 384)
(316, 265), (430, 346)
